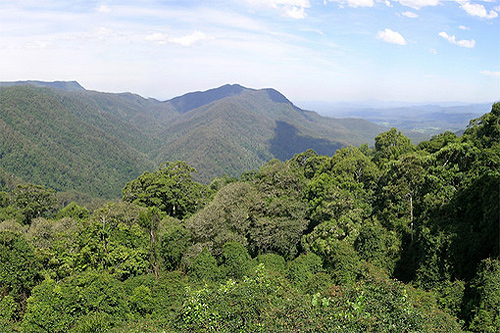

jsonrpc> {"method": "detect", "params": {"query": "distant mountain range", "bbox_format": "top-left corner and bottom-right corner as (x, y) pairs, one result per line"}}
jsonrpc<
(299, 101), (492, 137)
(0, 81), (388, 197)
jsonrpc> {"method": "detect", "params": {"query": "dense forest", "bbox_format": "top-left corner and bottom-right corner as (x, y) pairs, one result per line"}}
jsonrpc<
(0, 103), (499, 332)
(0, 84), (387, 196)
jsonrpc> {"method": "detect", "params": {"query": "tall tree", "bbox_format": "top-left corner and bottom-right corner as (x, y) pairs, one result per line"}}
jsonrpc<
(123, 161), (210, 220)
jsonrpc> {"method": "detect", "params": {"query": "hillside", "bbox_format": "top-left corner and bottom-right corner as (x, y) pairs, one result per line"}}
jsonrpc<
(1, 103), (498, 332)
(0, 86), (155, 197)
(0, 80), (85, 91)
(157, 85), (385, 181)
(1, 82), (385, 196)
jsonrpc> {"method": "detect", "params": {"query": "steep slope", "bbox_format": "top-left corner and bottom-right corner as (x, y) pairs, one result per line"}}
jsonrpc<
(168, 84), (250, 113)
(158, 87), (384, 181)
(0, 86), (154, 197)
(0, 81), (386, 194)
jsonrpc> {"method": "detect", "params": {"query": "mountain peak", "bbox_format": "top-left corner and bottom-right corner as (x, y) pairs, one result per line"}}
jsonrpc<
(0, 80), (85, 91)
(262, 88), (293, 105)
(167, 83), (251, 113)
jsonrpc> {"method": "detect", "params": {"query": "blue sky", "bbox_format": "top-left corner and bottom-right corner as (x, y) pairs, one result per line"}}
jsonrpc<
(0, 0), (498, 104)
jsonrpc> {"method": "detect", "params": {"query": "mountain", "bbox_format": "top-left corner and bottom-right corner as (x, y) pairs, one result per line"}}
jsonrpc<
(300, 101), (492, 139)
(0, 80), (85, 91)
(0, 86), (155, 198)
(168, 84), (249, 113)
(157, 85), (384, 181)
(0, 81), (386, 197)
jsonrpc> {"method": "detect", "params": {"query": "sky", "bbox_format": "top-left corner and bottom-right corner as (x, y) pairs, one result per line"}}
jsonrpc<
(0, 0), (499, 104)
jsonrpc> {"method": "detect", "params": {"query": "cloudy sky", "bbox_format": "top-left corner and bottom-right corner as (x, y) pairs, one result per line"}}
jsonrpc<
(0, 0), (499, 104)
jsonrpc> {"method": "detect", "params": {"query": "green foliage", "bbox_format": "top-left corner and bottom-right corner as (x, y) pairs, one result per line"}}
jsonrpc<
(158, 217), (192, 271)
(354, 218), (401, 274)
(0, 231), (40, 304)
(189, 249), (220, 282)
(0, 294), (18, 323)
(56, 202), (90, 220)
(75, 202), (150, 280)
(22, 271), (131, 332)
(12, 184), (59, 224)
(0, 86), (154, 198)
(3, 99), (500, 332)
(123, 161), (210, 219)
(467, 258), (500, 332)
(255, 253), (286, 274)
(303, 216), (362, 285)
(374, 127), (415, 165)
(286, 253), (323, 287)
(434, 279), (465, 318)
(248, 159), (309, 259)
(219, 241), (252, 279)
(26, 217), (80, 279)
(176, 264), (291, 332)
(186, 182), (256, 254)
(130, 285), (154, 316)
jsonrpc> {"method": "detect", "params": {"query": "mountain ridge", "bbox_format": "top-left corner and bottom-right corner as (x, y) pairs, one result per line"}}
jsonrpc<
(0, 81), (403, 196)
(0, 80), (85, 91)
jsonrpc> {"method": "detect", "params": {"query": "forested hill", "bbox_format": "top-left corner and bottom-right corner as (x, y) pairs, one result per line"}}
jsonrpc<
(0, 80), (85, 91)
(0, 82), (385, 197)
(0, 103), (498, 332)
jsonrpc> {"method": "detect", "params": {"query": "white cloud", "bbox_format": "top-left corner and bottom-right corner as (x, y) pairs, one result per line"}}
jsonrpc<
(383, 0), (393, 7)
(26, 41), (51, 49)
(377, 28), (407, 45)
(247, 0), (311, 18)
(458, 1), (498, 18)
(393, 0), (440, 9)
(283, 6), (306, 18)
(329, 0), (375, 7)
(402, 11), (419, 18)
(458, 25), (470, 30)
(439, 31), (475, 48)
(145, 32), (169, 45)
(96, 5), (111, 14)
(145, 31), (209, 46)
(94, 27), (114, 40)
(480, 70), (500, 77)
(168, 31), (208, 46)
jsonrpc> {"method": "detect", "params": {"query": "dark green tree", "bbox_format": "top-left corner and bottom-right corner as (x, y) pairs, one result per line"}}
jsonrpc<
(123, 161), (210, 219)
(466, 258), (500, 332)
(373, 127), (414, 165)
(219, 241), (252, 279)
(0, 231), (40, 308)
(12, 184), (58, 224)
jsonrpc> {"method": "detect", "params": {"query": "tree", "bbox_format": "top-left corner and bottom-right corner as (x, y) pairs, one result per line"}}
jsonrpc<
(158, 217), (192, 271)
(302, 216), (362, 285)
(12, 184), (58, 224)
(219, 241), (252, 280)
(55, 202), (90, 220)
(354, 218), (401, 275)
(75, 202), (150, 280)
(22, 271), (131, 332)
(467, 258), (500, 332)
(286, 253), (323, 288)
(0, 231), (40, 307)
(123, 161), (210, 219)
(373, 128), (414, 165)
(189, 249), (219, 282)
(377, 153), (427, 236)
